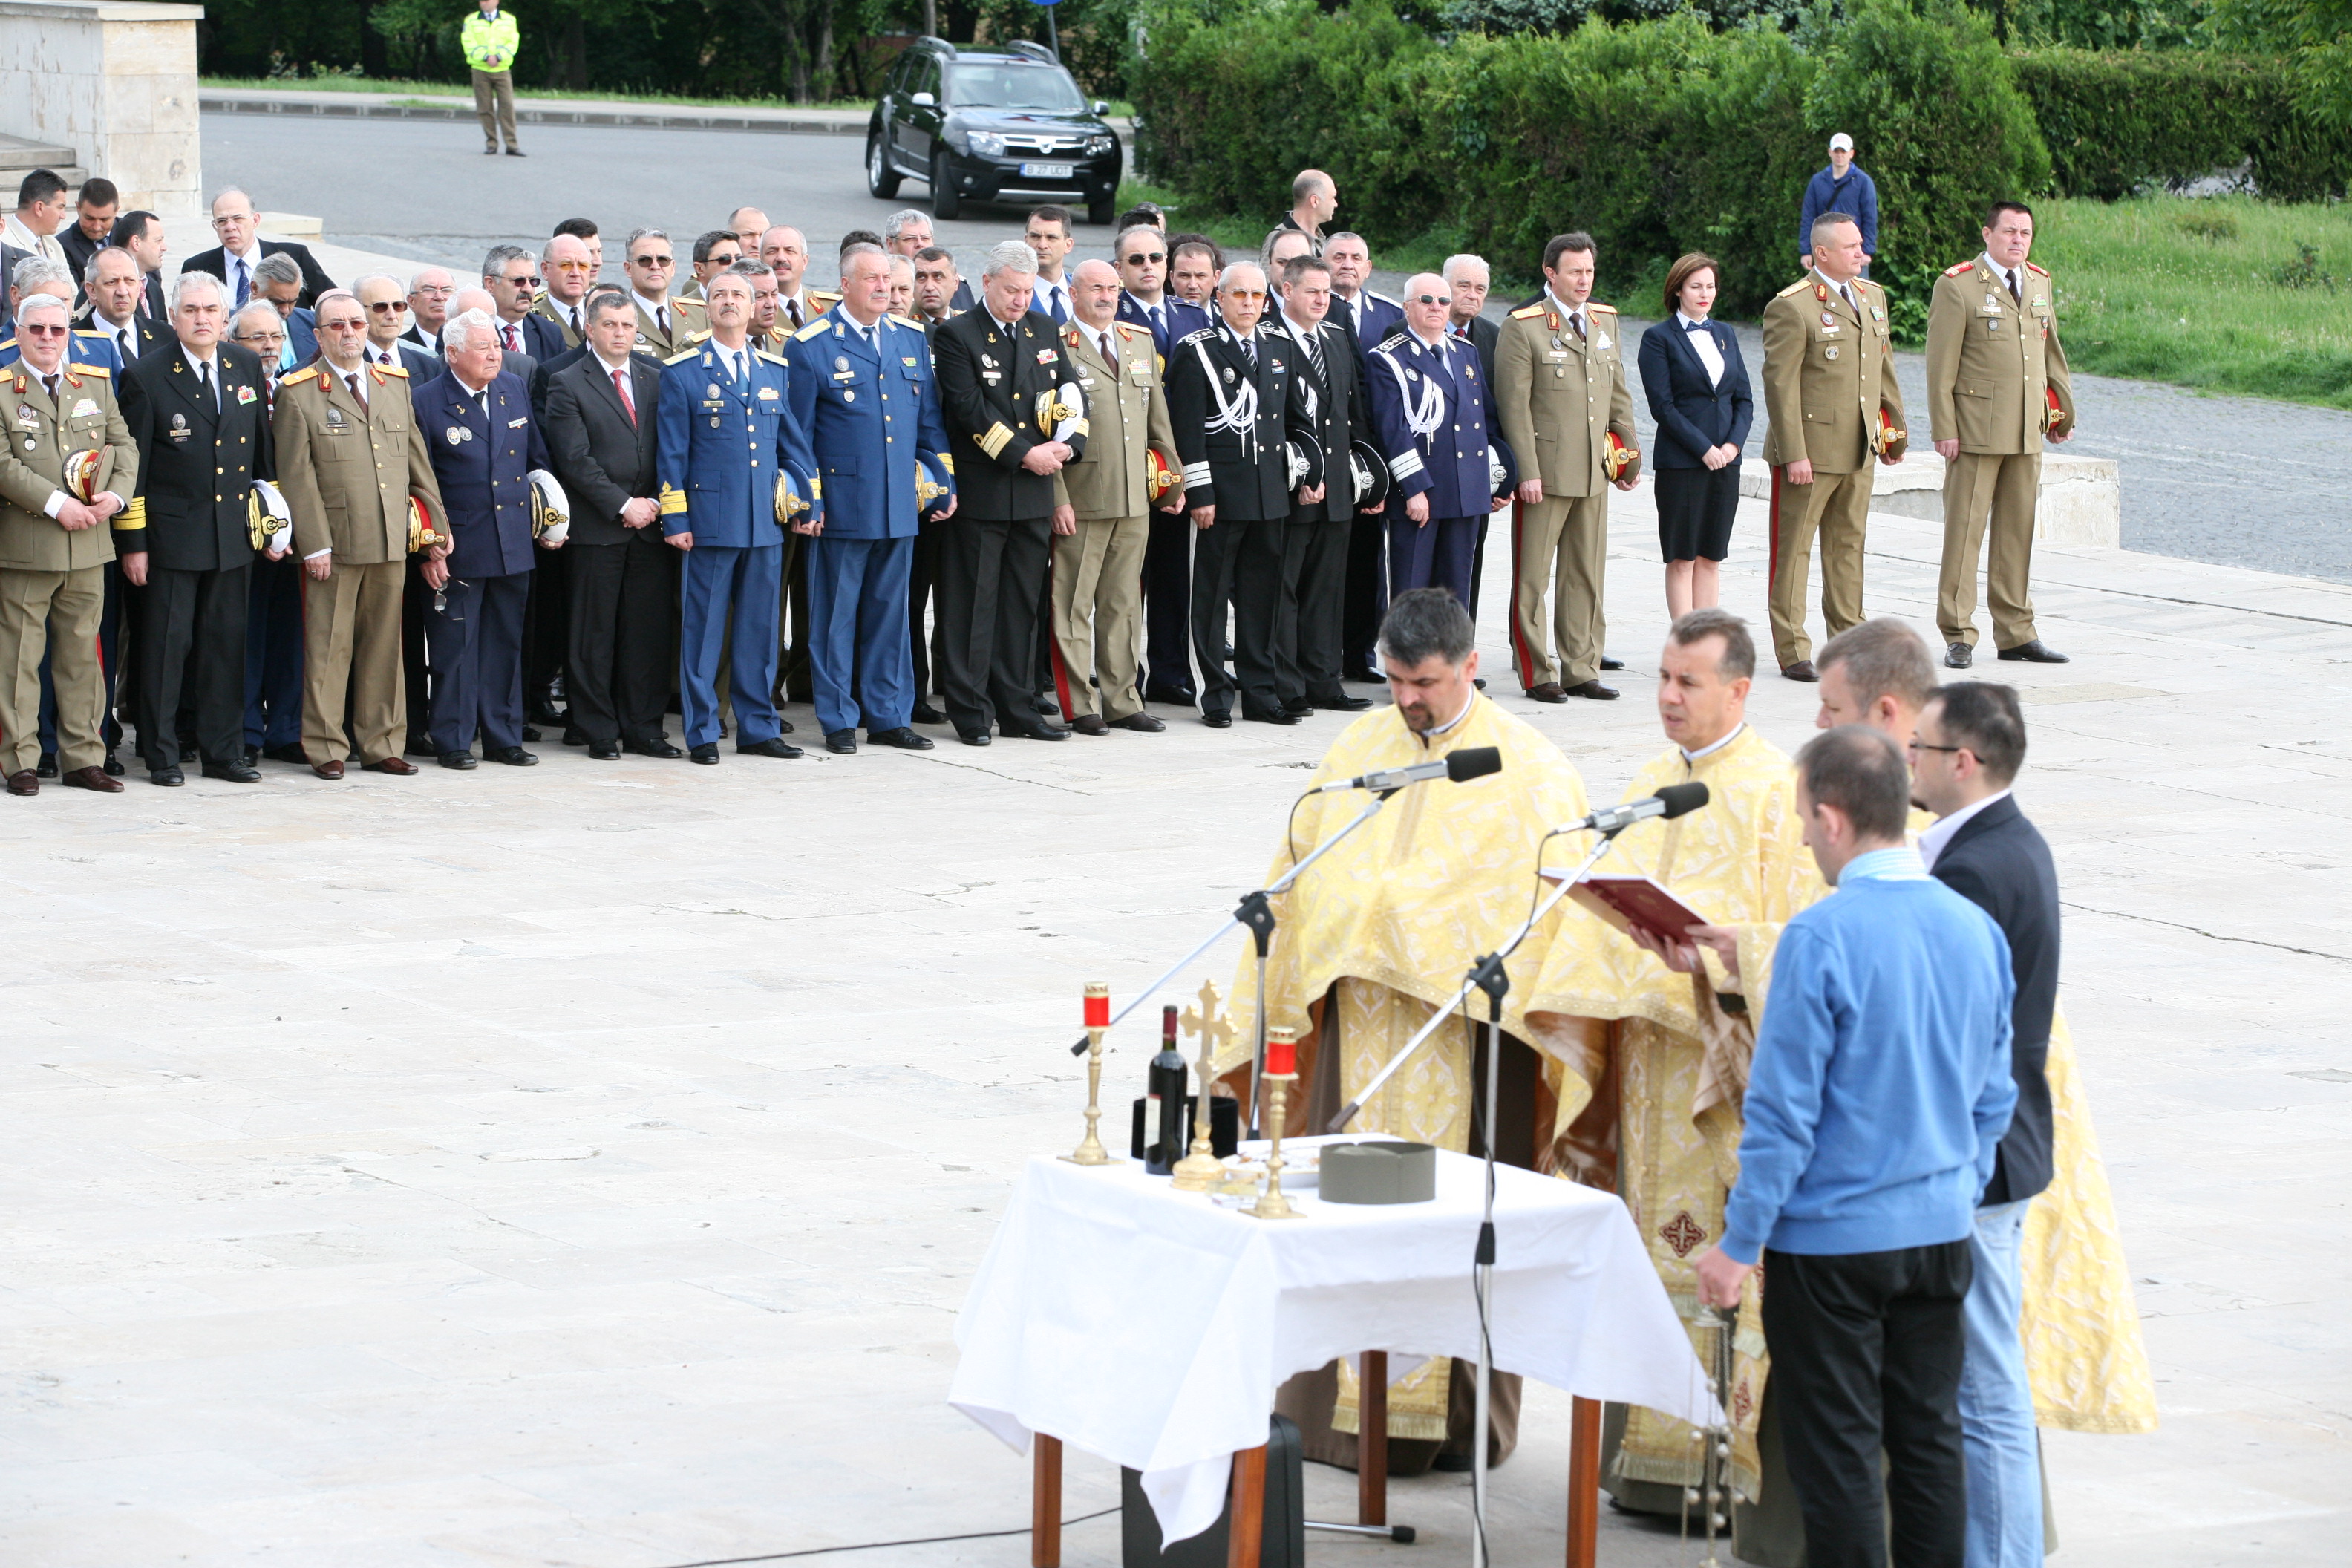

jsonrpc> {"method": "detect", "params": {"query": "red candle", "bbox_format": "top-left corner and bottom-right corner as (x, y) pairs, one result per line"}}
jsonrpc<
(1084, 984), (1111, 1029)
(1265, 1033), (1297, 1077)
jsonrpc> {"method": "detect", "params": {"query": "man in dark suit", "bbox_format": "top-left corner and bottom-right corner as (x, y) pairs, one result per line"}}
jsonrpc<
(0, 241), (29, 334)
(1270, 253), (1376, 720)
(1323, 232), (1401, 682)
(484, 244), (567, 363)
(179, 188), (335, 310)
(76, 246), (166, 369)
(1111, 224), (1215, 708)
(416, 307), (552, 768)
(540, 292), (676, 760)
(1165, 261), (1316, 728)
(1913, 679), (2056, 1568)
(105, 212), (169, 321)
(355, 275), (440, 382)
(116, 270), (275, 785)
(929, 241), (1083, 745)
(1442, 255), (1503, 618)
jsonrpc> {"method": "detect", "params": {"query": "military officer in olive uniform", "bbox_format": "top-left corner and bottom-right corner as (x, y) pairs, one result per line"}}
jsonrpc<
(1759, 212), (1908, 680)
(274, 289), (448, 780)
(1927, 199), (2074, 670)
(1495, 233), (1641, 702)
(0, 293), (135, 795)
(117, 270), (276, 786)
(1166, 261), (1318, 728)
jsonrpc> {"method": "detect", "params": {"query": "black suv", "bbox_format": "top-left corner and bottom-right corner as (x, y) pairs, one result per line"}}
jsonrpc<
(866, 39), (1123, 225)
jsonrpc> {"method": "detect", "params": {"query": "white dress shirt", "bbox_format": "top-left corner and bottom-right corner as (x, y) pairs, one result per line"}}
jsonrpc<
(1814, 270), (1860, 313)
(1676, 311), (1725, 387)
(1979, 253), (2025, 301)
(1033, 274), (1072, 324)
(1918, 788), (2013, 871)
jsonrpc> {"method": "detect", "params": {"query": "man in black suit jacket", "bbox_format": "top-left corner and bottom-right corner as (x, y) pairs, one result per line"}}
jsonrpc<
(930, 241), (1085, 745)
(117, 271), (275, 785)
(540, 293), (677, 760)
(1912, 679), (2054, 1564)
(179, 189), (336, 310)
(1441, 255), (1502, 615)
(1270, 254), (1375, 719)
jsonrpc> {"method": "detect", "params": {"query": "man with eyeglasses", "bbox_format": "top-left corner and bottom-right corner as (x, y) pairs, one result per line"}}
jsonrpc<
(229, 298), (307, 769)
(181, 188), (333, 312)
(1111, 224), (1211, 708)
(624, 229), (687, 359)
(354, 275), (440, 381)
(679, 230), (739, 308)
(1112, 226), (1208, 359)
(0, 292), (136, 797)
(1365, 273), (1506, 614)
(484, 244), (564, 362)
(1166, 261), (1317, 728)
(882, 209), (933, 258)
(400, 267), (454, 359)
(535, 234), (595, 351)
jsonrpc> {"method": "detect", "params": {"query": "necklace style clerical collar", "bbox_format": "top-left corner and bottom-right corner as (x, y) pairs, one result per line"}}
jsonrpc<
(1411, 689), (1477, 746)
(1681, 722), (1745, 764)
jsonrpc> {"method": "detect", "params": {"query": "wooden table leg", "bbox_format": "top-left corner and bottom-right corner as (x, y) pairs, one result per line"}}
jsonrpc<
(1226, 1443), (1267, 1568)
(1033, 1433), (1063, 1568)
(1565, 1396), (1601, 1568)
(1358, 1350), (1388, 1527)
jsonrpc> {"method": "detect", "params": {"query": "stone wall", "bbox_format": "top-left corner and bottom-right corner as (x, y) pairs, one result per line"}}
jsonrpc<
(0, 0), (205, 238)
(1734, 451), (2122, 548)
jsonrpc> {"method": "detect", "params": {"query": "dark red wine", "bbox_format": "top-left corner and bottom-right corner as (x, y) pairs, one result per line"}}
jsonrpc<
(1146, 1004), (1189, 1175)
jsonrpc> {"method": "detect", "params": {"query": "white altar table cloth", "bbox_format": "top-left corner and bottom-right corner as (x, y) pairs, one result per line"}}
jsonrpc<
(949, 1146), (1718, 1546)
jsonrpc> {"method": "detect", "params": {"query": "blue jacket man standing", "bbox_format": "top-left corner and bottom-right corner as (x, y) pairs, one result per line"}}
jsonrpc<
(1800, 133), (1880, 272)
(784, 246), (952, 755)
(656, 266), (816, 764)
(1365, 272), (1504, 609)
(417, 307), (551, 768)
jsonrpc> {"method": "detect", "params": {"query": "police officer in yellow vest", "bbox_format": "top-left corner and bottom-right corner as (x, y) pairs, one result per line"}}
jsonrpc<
(463, 0), (523, 158)
(1927, 200), (2074, 670)
(1759, 212), (1907, 681)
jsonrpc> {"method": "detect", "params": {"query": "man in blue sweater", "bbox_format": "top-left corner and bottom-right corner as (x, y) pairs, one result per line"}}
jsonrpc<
(1799, 134), (1880, 275)
(1696, 724), (2015, 1568)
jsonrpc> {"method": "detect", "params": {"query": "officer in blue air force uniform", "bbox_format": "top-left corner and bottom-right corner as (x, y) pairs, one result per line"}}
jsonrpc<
(417, 308), (552, 769)
(783, 246), (953, 756)
(656, 267), (817, 765)
(1365, 272), (1506, 607)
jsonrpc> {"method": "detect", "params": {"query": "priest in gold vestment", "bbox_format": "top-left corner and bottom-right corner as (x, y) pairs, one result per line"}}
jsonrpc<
(1223, 589), (1591, 1467)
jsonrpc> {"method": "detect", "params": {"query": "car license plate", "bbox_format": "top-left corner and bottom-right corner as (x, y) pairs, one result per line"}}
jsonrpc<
(1019, 161), (1075, 180)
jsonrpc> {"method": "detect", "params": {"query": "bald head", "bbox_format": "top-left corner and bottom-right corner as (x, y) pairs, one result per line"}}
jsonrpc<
(1215, 260), (1268, 334)
(1071, 257), (1120, 330)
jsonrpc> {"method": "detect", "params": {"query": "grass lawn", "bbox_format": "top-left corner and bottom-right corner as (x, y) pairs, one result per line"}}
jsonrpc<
(2035, 196), (2352, 410)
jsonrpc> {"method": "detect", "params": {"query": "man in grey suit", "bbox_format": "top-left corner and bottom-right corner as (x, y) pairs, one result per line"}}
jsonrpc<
(539, 290), (678, 759)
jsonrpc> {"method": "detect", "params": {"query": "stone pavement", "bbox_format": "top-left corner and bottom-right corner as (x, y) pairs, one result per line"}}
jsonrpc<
(2, 486), (2345, 1566)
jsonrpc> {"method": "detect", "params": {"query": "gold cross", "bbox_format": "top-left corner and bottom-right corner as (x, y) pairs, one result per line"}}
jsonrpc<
(1180, 979), (1238, 1062)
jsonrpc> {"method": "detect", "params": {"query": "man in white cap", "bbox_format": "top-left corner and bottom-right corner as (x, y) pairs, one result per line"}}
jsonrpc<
(1800, 133), (1879, 275)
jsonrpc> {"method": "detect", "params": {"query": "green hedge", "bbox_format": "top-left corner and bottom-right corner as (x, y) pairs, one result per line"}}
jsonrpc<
(1135, 0), (2050, 322)
(2015, 48), (2352, 203)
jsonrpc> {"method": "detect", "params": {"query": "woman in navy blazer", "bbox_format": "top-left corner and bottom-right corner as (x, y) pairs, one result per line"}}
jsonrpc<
(1636, 252), (1753, 616)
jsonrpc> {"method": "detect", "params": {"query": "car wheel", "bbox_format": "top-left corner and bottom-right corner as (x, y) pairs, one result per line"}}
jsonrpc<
(1087, 192), (1115, 227)
(930, 149), (961, 220)
(866, 131), (902, 198)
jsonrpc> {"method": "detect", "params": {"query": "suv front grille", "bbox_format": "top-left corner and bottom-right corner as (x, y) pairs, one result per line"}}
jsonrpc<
(999, 134), (1088, 156)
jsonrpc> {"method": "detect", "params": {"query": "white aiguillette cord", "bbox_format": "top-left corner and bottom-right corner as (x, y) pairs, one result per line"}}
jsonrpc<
(1195, 336), (1260, 456)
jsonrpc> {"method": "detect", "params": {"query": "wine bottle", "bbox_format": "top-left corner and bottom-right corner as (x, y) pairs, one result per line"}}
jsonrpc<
(1146, 1004), (1189, 1175)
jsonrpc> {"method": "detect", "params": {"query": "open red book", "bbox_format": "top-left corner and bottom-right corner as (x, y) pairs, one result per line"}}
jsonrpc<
(1560, 873), (1713, 947)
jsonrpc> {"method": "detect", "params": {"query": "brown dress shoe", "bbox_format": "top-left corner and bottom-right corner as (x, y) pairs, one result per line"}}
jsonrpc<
(7, 768), (38, 796)
(1526, 682), (1568, 703)
(1782, 660), (1819, 682)
(312, 759), (345, 780)
(1566, 679), (1620, 700)
(1070, 713), (1109, 736)
(363, 757), (419, 775)
(62, 766), (123, 793)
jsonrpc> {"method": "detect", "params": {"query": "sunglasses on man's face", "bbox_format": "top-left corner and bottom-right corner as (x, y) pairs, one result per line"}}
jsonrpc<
(1406, 293), (1447, 306)
(630, 255), (674, 269)
(20, 323), (68, 338)
(368, 301), (407, 315)
(1124, 252), (1165, 265)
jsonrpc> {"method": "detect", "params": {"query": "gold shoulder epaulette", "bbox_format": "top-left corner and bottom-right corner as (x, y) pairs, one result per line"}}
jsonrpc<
(379, 363), (409, 377)
(892, 313), (925, 329)
(681, 329), (711, 347)
(2024, 261), (2049, 277)
(664, 346), (701, 365)
(1115, 320), (1150, 336)
(1509, 303), (1545, 320)
(755, 347), (788, 365)
(66, 362), (111, 377)
(674, 295), (707, 313)
(794, 319), (830, 341)
(1587, 301), (1616, 315)
(282, 366), (320, 386)
(811, 289), (841, 304)
(1775, 278), (1811, 298)
(1944, 261), (1975, 278)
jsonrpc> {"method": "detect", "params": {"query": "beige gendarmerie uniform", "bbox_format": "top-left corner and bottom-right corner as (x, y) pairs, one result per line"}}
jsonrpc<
(1927, 254), (2073, 652)
(1759, 270), (1908, 670)
(1494, 293), (1639, 691)
(534, 293), (587, 351)
(0, 359), (137, 775)
(632, 295), (689, 359)
(1050, 318), (1178, 722)
(274, 358), (446, 766)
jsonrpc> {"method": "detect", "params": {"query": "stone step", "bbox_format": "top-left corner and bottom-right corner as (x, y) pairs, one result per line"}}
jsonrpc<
(0, 131), (86, 190)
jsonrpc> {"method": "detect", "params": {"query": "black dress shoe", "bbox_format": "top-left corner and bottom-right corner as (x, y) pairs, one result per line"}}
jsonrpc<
(203, 759), (262, 783)
(1997, 638), (2069, 664)
(1343, 666), (1385, 684)
(738, 736), (805, 758)
(1567, 680), (1620, 700)
(1283, 699), (1315, 719)
(563, 727), (590, 748)
(520, 725), (542, 743)
(777, 716), (795, 734)
(439, 751), (478, 770)
(825, 729), (858, 754)
(1244, 709), (1300, 725)
(1004, 721), (1068, 742)
(1111, 712), (1166, 733)
(1071, 713), (1109, 736)
(1314, 693), (1373, 711)
(148, 765), (184, 787)
(626, 736), (684, 759)
(487, 746), (538, 766)
(504, 146), (527, 157)
(957, 729), (992, 747)
(912, 701), (945, 725)
(102, 751), (124, 777)
(1142, 685), (1195, 706)
(1201, 710), (1232, 728)
(242, 745), (261, 768)
(264, 743), (308, 765)
(1781, 660), (1819, 683)
(869, 727), (934, 751)
(588, 739), (621, 760)
(529, 702), (567, 726)
(1944, 641), (1973, 670)
(1033, 694), (1063, 718)
(1600, 656), (1624, 672)
(406, 736), (437, 758)
(36, 752), (57, 779)
(179, 742), (199, 762)
(689, 742), (721, 764)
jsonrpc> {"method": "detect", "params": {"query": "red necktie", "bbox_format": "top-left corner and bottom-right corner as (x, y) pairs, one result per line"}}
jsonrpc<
(504, 323), (520, 352)
(612, 366), (636, 426)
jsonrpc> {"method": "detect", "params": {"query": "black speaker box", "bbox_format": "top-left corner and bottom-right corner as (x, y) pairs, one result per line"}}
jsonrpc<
(1120, 1414), (1304, 1568)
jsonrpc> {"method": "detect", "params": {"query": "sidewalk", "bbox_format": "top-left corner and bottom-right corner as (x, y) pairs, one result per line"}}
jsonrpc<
(201, 85), (1137, 137)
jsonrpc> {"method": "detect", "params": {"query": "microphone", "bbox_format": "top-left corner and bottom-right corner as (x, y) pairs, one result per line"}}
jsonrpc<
(1561, 780), (1709, 836)
(1315, 745), (1502, 795)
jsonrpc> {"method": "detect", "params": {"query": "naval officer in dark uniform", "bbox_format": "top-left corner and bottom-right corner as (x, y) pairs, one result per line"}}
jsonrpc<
(1365, 272), (1506, 610)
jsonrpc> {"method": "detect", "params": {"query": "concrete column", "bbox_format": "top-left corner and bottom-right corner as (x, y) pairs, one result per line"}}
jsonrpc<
(0, 0), (206, 238)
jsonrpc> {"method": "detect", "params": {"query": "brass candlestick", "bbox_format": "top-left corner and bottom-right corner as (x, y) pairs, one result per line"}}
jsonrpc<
(1062, 982), (1113, 1166)
(1172, 979), (1235, 1192)
(1247, 1030), (1301, 1221)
